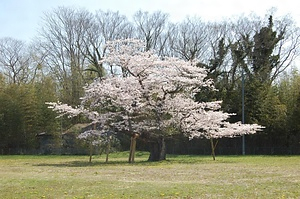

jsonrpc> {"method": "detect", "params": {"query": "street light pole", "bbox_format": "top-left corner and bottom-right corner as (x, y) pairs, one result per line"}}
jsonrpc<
(242, 68), (245, 155)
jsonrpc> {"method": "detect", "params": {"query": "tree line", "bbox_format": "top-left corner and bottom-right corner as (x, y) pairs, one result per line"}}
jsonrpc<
(0, 7), (300, 154)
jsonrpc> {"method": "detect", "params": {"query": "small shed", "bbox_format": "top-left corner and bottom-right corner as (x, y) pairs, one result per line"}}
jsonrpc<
(62, 123), (101, 154)
(36, 132), (56, 154)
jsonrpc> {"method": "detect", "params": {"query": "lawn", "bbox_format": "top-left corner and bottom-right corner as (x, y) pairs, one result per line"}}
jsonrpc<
(0, 152), (299, 199)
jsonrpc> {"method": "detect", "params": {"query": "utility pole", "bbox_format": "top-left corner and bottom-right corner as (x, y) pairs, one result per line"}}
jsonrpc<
(242, 68), (245, 155)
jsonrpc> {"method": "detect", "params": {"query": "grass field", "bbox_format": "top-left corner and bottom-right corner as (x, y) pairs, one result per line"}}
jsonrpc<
(0, 152), (299, 199)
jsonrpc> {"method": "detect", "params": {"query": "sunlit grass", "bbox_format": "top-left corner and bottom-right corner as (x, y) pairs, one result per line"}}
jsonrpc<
(0, 153), (299, 198)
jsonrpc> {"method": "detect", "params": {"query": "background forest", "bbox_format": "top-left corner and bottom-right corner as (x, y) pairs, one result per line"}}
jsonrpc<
(0, 7), (300, 155)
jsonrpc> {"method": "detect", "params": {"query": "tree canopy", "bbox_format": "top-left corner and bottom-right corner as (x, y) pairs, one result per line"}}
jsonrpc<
(0, 7), (299, 156)
(47, 39), (262, 161)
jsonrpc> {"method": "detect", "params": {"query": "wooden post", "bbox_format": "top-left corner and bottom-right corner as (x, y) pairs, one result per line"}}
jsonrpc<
(210, 138), (218, 161)
(131, 135), (137, 162)
(89, 142), (93, 163)
(129, 135), (133, 163)
(128, 133), (138, 163)
(105, 135), (111, 163)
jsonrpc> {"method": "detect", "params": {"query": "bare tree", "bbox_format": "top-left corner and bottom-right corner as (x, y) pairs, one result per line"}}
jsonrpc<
(271, 15), (300, 81)
(154, 22), (177, 57)
(37, 7), (94, 105)
(133, 10), (169, 52)
(82, 10), (134, 78)
(230, 13), (300, 82)
(96, 10), (134, 42)
(168, 17), (210, 61)
(0, 37), (34, 84)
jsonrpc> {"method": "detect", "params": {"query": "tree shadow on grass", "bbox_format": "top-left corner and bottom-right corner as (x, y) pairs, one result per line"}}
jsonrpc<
(34, 159), (158, 167)
(33, 151), (153, 167)
(34, 158), (215, 167)
(33, 153), (225, 167)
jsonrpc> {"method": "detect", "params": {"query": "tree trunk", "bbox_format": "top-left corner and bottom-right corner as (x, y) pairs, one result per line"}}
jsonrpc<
(89, 142), (93, 163)
(105, 135), (111, 163)
(148, 137), (166, 161)
(210, 138), (218, 161)
(128, 133), (138, 163)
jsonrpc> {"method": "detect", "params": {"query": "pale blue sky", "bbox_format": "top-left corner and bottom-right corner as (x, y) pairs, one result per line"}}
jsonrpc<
(0, 0), (299, 42)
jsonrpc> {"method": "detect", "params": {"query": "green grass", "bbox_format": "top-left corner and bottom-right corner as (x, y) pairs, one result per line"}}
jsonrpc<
(0, 153), (299, 198)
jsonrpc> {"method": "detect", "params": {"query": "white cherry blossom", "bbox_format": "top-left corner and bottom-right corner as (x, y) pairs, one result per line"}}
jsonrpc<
(47, 39), (263, 143)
